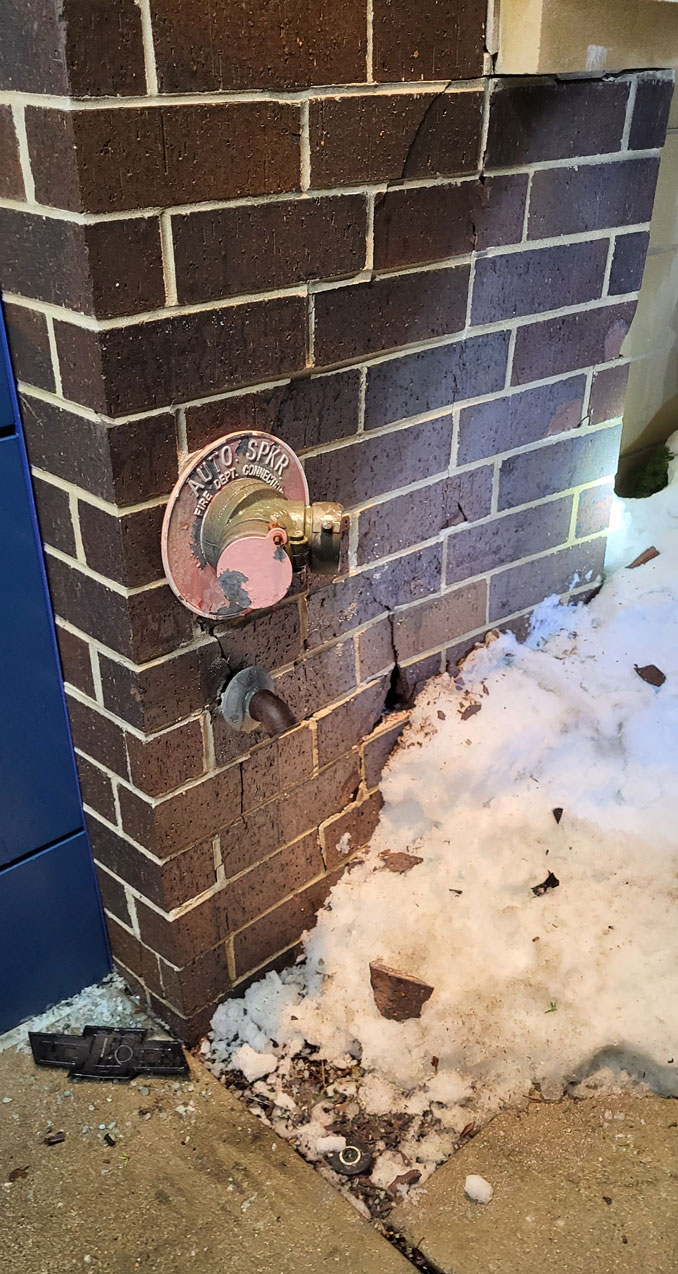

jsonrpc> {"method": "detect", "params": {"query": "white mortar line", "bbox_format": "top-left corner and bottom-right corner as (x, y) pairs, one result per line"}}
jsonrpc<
(365, 191), (375, 272)
(32, 467), (169, 515)
(134, 0), (159, 96)
(621, 77), (639, 151)
(57, 613), (215, 673)
(89, 645), (104, 705)
(601, 234), (616, 297)
(300, 99), (311, 191)
(44, 314), (63, 396)
(306, 289), (315, 367)
(11, 103), (36, 203)
(366, 0), (374, 82)
(521, 170), (534, 241)
(44, 543), (168, 596)
(159, 211), (178, 306)
(68, 492), (86, 564)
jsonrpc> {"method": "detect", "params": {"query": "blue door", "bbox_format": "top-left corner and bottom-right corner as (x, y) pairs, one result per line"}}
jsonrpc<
(0, 306), (110, 1033)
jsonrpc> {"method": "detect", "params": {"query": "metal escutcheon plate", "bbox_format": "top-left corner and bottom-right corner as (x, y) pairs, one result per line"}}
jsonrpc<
(161, 431), (309, 620)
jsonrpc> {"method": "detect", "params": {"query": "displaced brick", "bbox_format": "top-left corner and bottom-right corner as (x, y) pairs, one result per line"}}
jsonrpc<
(0, 106), (24, 199)
(241, 725), (315, 812)
(498, 425), (622, 511)
(322, 790), (384, 869)
(445, 497), (573, 585)
(280, 753), (360, 845)
(370, 959), (434, 1021)
(609, 231), (650, 295)
(213, 600), (302, 678)
(314, 265), (470, 365)
(118, 766), (241, 859)
(589, 364), (630, 425)
(457, 377), (587, 465)
(488, 539), (607, 622)
(218, 833), (324, 933)
(274, 639), (357, 721)
(316, 677), (390, 767)
(485, 78), (629, 168)
(32, 475), (76, 557)
(392, 580), (486, 660)
(125, 719), (206, 798)
(303, 415), (453, 506)
(373, 0), (484, 82)
(55, 623), (95, 698)
(527, 157), (659, 239)
(357, 615), (396, 680)
(629, 74), (674, 150)
(306, 545), (443, 646)
(309, 90), (483, 187)
(356, 467), (493, 565)
(511, 303), (636, 386)
(364, 330), (510, 431)
(5, 306), (55, 393)
(373, 174), (528, 272)
(77, 501), (165, 588)
(575, 482), (615, 538)
(363, 717), (407, 789)
(471, 240), (608, 325)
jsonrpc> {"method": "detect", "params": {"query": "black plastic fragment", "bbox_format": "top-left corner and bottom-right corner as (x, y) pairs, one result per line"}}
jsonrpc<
(44, 1131), (66, 1145)
(552, 807), (564, 824)
(532, 872), (560, 897)
(328, 1138), (372, 1177)
(29, 1026), (188, 1082)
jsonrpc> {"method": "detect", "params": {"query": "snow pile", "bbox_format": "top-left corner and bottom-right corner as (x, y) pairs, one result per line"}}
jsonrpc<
(207, 435), (678, 1187)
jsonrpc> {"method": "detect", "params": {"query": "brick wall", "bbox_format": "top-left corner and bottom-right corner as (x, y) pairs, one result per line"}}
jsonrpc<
(0, 0), (671, 1041)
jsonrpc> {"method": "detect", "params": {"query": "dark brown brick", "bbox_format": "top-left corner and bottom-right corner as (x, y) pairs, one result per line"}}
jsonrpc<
(363, 716), (407, 788)
(241, 726), (315, 812)
(0, 0), (146, 96)
(306, 545), (443, 646)
(125, 719), (205, 798)
(146, 994), (217, 1046)
(629, 74), (674, 150)
(589, 364), (630, 424)
(152, 0), (365, 92)
(99, 640), (226, 734)
(373, 174), (528, 272)
(5, 306), (55, 393)
(498, 425), (622, 511)
(118, 765), (241, 858)
(394, 652), (444, 700)
(159, 945), (230, 1017)
(0, 0), (68, 94)
(303, 414), (453, 506)
(77, 501), (165, 588)
(309, 90), (483, 188)
(527, 158), (659, 240)
(0, 106), (24, 199)
(213, 599), (302, 678)
(45, 554), (194, 662)
(107, 917), (144, 981)
(445, 497), (573, 585)
(219, 834), (324, 934)
(511, 303), (636, 387)
(185, 369), (361, 455)
(55, 623), (95, 697)
(173, 196), (366, 304)
(321, 790), (383, 868)
(392, 580), (486, 660)
(32, 475), (76, 556)
(76, 752), (116, 823)
(26, 103), (301, 214)
(66, 692), (128, 776)
(364, 330), (510, 431)
(609, 232), (650, 295)
(274, 639), (357, 721)
(316, 677), (389, 767)
(20, 396), (177, 506)
(95, 865), (131, 926)
(54, 297), (307, 415)
(488, 538), (606, 622)
(135, 895), (221, 965)
(219, 800), (283, 879)
(356, 467), (493, 564)
(233, 873), (336, 977)
(357, 615), (395, 680)
(0, 211), (164, 318)
(314, 265), (469, 365)
(576, 481), (615, 538)
(457, 377), (587, 465)
(90, 816), (217, 910)
(485, 78), (629, 168)
(471, 240), (608, 325)
(373, 0), (484, 82)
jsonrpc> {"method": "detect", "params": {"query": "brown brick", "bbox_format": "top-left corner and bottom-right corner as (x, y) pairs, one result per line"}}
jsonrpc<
(457, 377), (587, 465)
(146, 995), (217, 1046)
(125, 719), (206, 798)
(576, 481), (615, 538)
(54, 297), (306, 416)
(609, 232), (650, 295)
(314, 265), (469, 365)
(55, 623), (95, 697)
(511, 303), (636, 387)
(527, 158), (659, 240)
(485, 78), (629, 168)
(118, 766), (241, 858)
(306, 545), (443, 646)
(445, 497), (573, 585)
(0, 106), (24, 199)
(321, 790), (383, 868)
(32, 475), (76, 556)
(135, 895), (221, 966)
(233, 873), (335, 977)
(489, 538), (606, 623)
(357, 615), (395, 680)
(309, 90), (483, 188)
(66, 693), (128, 776)
(5, 306), (55, 393)
(99, 641), (226, 734)
(373, 174), (528, 272)
(26, 103), (301, 214)
(356, 467), (493, 564)
(274, 639), (357, 721)
(107, 916), (143, 979)
(95, 865), (131, 926)
(471, 240), (608, 326)
(185, 369), (361, 455)
(498, 424), (622, 511)
(394, 652), (443, 700)
(373, 0), (484, 82)
(90, 816), (217, 910)
(219, 800), (284, 879)
(363, 717), (407, 789)
(77, 501), (165, 588)
(629, 74), (674, 150)
(20, 396), (177, 506)
(316, 677), (389, 767)
(589, 364), (630, 424)
(303, 414), (453, 506)
(219, 834), (324, 934)
(159, 945), (230, 1017)
(45, 554), (194, 662)
(0, 211), (164, 319)
(152, 0), (365, 91)
(0, 0), (146, 96)
(173, 196), (366, 305)
(241, 726), (314, 813)
(75, 753), (116, 824)
(392, 580), (486, 660)
(280, 753), (360, 845)
(364, 330), (510, 431)
(212, 600), (302, 678)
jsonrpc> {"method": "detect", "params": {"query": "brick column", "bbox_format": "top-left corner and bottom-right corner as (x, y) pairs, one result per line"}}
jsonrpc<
(0, 0), (671, 1040)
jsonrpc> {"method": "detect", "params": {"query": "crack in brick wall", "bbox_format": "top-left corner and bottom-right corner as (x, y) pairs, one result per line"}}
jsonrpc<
(0, 0), (672, 1041)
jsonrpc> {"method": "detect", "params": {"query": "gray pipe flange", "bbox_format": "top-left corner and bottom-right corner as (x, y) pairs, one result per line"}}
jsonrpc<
(220, 667), (274, 732)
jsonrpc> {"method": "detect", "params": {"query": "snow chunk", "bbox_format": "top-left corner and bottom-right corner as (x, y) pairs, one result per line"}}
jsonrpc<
(316, 1135), (347, 1154)
(465, 1174), (494, 1203)
(231, 1043), (278, 1082)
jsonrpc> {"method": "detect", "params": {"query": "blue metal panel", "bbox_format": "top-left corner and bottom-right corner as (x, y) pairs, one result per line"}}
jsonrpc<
(0, 831), (110, 1033)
